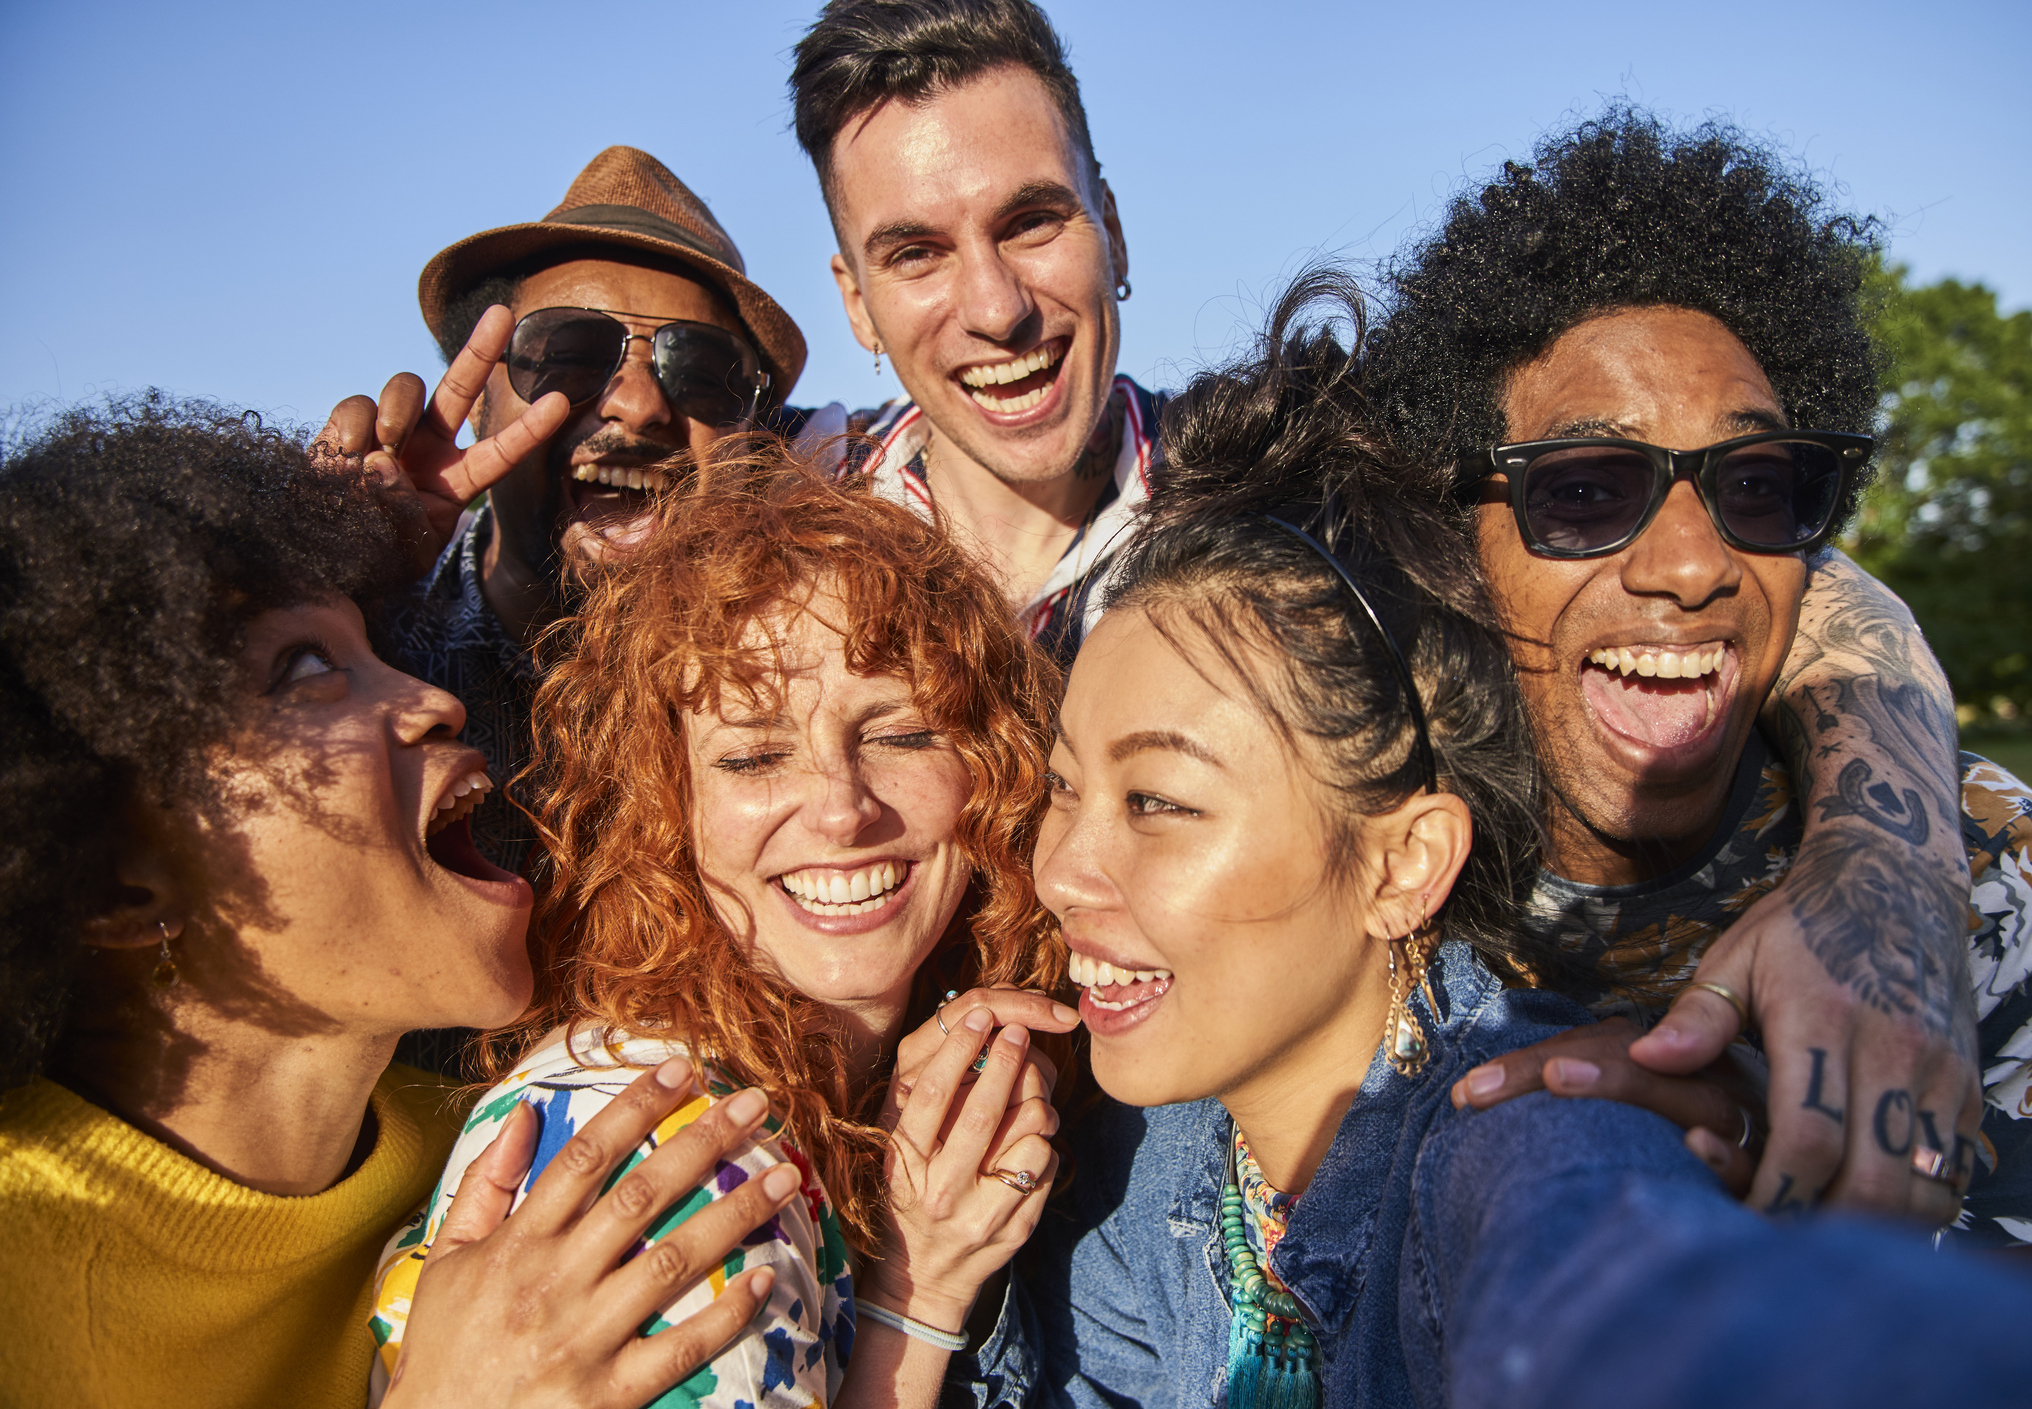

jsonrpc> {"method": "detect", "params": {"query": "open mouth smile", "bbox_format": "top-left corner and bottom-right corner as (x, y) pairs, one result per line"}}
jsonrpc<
(1578, 640), (1738, 754)
(421, 763), (524, 893)
(955, 339), (1065, 414)
(1066, 945), (1174, 1033)
(778, 860), (911, 917)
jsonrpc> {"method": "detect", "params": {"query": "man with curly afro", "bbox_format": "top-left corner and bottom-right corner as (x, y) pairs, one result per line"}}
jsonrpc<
(1368, 106), (2032, 1252)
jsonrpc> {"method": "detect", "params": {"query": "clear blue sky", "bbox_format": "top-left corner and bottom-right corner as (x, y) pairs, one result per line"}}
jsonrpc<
(3, 0), (2026, 429)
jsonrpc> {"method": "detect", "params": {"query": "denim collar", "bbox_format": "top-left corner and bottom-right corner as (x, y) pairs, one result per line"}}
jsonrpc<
(1166, 940), (1504, 1336)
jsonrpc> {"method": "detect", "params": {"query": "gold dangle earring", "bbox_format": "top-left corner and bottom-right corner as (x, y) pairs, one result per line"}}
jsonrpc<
(151, 920), (180, 990)
(1385, 895), (1436, 1077)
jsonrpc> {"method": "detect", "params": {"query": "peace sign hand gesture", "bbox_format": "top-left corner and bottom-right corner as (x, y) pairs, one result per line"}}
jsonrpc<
(313, 305), (569, 568)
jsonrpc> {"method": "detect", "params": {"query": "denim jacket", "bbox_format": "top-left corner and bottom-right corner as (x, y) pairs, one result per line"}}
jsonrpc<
(1011, 941), (2032, 1409)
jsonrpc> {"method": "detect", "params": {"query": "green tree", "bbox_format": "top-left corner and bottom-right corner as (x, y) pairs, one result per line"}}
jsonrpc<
(1848, 264), (2032, 723)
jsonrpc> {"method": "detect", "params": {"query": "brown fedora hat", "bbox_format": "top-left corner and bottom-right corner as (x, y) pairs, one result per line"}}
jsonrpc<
(418, 145), (806, 399)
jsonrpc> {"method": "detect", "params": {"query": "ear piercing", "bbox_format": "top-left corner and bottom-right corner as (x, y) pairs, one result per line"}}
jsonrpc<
(151, 920), (180, 990)
(873, 340), (883, 375)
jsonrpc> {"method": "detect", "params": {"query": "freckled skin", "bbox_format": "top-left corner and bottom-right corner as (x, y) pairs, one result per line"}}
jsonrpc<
(1478, 307), (1809, 885)
(684, 598), (975, 1039)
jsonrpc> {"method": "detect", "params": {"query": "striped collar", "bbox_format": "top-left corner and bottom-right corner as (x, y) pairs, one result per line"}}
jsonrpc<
(846, 375), (1162, 657)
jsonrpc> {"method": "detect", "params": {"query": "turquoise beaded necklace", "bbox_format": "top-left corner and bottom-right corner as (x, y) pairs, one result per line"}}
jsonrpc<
(1220, 1132), (1320, 1409)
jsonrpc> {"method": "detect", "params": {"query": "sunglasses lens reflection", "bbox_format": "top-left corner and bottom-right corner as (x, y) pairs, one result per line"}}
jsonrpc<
(1521, 447), (1655, 553)
(1713, 440), (1844, 547)
(505, 308), (627, 406)
(651, 324), (761, 427)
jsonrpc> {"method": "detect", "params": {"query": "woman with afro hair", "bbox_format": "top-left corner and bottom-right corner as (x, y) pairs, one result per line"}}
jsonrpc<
(0, 395), (797, 1409)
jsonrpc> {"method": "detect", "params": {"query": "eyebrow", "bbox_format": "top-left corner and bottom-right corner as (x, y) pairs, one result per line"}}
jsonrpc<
(1542, 407), (1792, 441)
(1107, 730), (1224, 768)
(862, 218), (940, 262)
(996, 179), (1083, 222)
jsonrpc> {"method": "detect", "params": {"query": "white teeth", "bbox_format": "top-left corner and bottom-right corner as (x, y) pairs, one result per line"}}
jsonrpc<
(570, 465), (672, 491)
(1587, 645), (1727, 680)
(967, 383), (1050, 413)
(957, 343), (1063, 389)
(426, 771), (493, 838)
(1065, 950), (1173, 990)
(779, 862), (907, 915)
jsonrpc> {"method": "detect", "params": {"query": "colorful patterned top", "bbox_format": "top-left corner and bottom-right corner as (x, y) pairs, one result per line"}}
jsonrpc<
(1232, 1128), (1299, 1298)
(367, 1031), (854, 1409)
(1520, 732), (2032, 1250)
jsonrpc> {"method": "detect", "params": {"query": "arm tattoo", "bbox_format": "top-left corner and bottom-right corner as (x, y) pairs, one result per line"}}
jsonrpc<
(1781, 829), (1977, 1044)
(1766, 554), (1972, 1043)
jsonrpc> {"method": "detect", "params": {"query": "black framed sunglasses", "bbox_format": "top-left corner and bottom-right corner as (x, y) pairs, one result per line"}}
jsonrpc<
(504, 306), (770, 426)
(1469, 430), (1872, 559)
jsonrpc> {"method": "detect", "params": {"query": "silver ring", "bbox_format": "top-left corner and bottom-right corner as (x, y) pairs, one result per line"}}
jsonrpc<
(936, 989), (959, 1035)
(1911, 1145), (1954, 1185)
(989, 1167), (1037, 1194)
(1735, 1103), (1756, 1150)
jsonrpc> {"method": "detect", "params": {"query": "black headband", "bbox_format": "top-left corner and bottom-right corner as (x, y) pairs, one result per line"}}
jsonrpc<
(1259, 509), (1439, 795)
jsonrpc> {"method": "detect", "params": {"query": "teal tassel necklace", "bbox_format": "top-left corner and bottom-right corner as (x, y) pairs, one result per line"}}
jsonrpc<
(1220, 1136), (1320, 1409)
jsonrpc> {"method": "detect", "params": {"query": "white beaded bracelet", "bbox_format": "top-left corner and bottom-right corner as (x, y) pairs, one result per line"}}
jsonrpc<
(855, 1300), (969, 1353)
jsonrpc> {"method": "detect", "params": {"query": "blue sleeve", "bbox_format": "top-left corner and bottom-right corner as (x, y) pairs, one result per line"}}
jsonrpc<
(1411, 1093), (2032, 1409)
(1027, 1207), (1177, 1409)
(940, 1273), (1039, 1409)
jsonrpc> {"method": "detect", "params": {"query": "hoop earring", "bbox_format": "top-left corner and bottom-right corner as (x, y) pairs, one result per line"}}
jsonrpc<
(151, 920), (180, 990)
(1114, 278), (1132, 301)
(872, 340), (883, 375)
(1385, 898), (1436, 1076)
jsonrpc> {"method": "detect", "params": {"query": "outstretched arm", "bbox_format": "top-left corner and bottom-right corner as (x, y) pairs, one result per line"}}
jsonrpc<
(1631, 550), (1981, 1222)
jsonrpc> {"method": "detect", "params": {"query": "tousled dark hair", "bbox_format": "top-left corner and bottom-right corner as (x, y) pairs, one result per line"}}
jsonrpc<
(791, 0), (1101, 224)
(1368, 105), (1884, 534)
(1111, 268), (1553, 978)
(0, 394), (419, 1089)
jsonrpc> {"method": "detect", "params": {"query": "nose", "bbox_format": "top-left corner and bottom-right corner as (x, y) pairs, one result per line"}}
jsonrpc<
(1032, 792), (1112, 921)
(1619, 476), (1743, 609)
(804, 757), (885, 846)
(955, 238), (1039, 346)
(387, 662), (468, 746)
(593, 337), (674, 432)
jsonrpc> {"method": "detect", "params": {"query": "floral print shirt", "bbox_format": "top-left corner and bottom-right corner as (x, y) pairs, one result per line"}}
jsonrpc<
(368, 1031), (854, 1408)
(1520, 732), (2032, 1250)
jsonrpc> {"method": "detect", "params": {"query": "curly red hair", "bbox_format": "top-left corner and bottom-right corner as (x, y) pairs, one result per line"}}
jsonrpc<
(486, 448), (1064, 1251)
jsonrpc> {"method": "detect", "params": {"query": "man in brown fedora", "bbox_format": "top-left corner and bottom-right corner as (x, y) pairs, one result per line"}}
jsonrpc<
(320, 145), (805, 872)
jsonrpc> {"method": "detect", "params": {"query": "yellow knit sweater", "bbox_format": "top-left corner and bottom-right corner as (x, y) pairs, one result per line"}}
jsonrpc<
(0, 1065), (467, 1409)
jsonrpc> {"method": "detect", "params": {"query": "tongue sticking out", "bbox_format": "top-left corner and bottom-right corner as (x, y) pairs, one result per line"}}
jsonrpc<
(1581, 666), (1718, 749)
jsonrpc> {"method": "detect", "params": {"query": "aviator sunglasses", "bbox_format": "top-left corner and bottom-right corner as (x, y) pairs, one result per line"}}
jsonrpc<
(505, 306), (771, 426)
(1467, 430), (1872, 559)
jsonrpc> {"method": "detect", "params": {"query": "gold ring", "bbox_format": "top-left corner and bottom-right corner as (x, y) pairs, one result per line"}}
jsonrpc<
(1689, 981), (1750, 1031)
(989, 1167), (1037, 1194)
(1911, 1145), (1955, 1185)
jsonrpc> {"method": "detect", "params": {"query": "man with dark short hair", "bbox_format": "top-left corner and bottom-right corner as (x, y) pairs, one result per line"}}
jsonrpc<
(319, 146), (805, 871)
(790, 0), (1149, 666)
(1368, 109), (2032, 1249)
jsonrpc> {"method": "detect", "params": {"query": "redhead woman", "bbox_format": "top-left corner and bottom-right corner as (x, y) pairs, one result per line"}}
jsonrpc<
(0, 398), (802, 1409)
(370, 451), (1077, 1409)
(1025, 280), (2032, 1409)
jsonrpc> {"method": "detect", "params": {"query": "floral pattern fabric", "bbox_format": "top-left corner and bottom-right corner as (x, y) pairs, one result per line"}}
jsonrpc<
(1232, 1128), (1298, 1295)
(367, 1031), (853, 1408)
(1520, 731), (2032, 1250)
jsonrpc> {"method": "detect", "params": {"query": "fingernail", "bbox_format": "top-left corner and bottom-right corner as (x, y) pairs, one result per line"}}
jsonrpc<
(1465, 1066), (1504, 1099)
(1052, 1003), (1080, 1025)
(746, 1267), (777, 1295)
(654, 1057), (693, 1089)
(363, 451), (400, 486)
(762, 1164), (801, 1200)
(999, 1023), (1029, 1046)
(964, 1007), (993, 1033)
(724, 1088), (768, 1125)
(1548, 1057), (1600, 1091)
